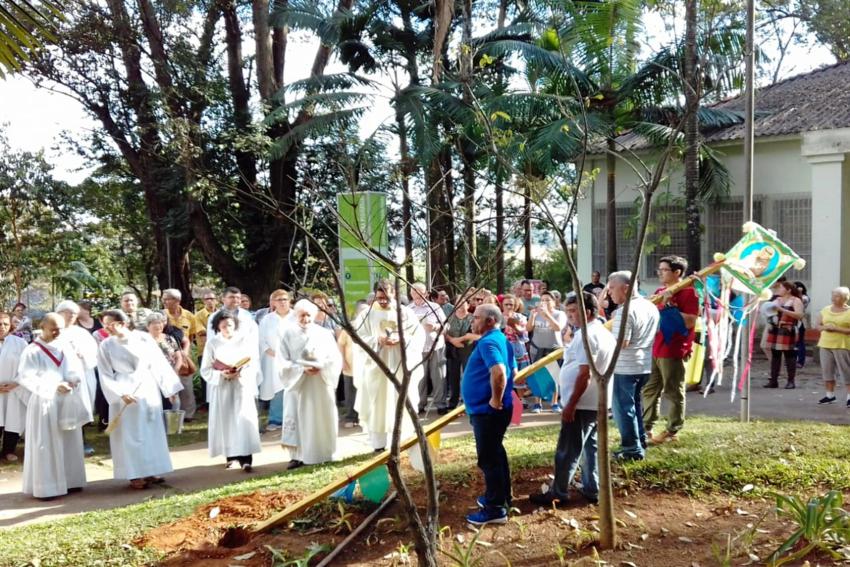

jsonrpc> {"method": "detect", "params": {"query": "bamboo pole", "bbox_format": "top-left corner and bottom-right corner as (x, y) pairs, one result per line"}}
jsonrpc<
(250, 347), (565, 535)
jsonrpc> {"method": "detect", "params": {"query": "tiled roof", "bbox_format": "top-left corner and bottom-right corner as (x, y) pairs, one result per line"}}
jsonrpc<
(601, 60), (848, 153)
(704, 59), (850, 142)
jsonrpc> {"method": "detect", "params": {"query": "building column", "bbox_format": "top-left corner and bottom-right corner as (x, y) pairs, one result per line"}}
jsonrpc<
(806, 152), (846, 309)
(577, 167), (595, 282)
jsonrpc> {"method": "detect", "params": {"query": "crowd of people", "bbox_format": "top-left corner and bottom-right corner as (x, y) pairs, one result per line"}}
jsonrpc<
(0, 258), (848, 526)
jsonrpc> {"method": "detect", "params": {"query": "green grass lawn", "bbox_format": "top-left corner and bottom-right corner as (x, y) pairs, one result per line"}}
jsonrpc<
(2, 416), (849, 566)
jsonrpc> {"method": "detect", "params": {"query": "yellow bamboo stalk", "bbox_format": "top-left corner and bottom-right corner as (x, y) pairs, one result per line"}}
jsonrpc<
(251, 345), (566, 534)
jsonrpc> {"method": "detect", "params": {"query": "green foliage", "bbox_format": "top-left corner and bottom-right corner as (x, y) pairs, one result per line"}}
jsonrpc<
(440, 527), (487, 567)
(0, 0), (62, 77)
(266, 542), (331, 567)
(768, 490), (850, 565)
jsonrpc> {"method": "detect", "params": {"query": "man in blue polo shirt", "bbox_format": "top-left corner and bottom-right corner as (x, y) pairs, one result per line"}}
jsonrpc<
(462, 303), (516, 525)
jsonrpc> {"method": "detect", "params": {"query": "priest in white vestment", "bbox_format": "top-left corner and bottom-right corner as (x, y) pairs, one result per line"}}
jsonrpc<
(278, 300), (343, 468)
(201, 310), (262, 472)
(258, 289), (295, 430)
(0, 312), (28, 461)
(352, 279), (425, 451)
(98, 310), (183, 489)
(18, 314), (89, 499)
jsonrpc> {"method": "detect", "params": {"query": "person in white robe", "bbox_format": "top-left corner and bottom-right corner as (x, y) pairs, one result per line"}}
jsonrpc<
(258, 289), (295, 430)
(352, 279), (425, 451)
(201, 310), (262, 472)
(205, 287), (260, 400)
(279, 300), (343, 468)
(98, 310), (183, 489)
(18, 314), (90, 499)
(0, 311), (28, 461)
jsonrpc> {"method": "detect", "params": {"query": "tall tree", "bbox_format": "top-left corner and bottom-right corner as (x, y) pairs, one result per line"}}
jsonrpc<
(683, 0), (700, 269)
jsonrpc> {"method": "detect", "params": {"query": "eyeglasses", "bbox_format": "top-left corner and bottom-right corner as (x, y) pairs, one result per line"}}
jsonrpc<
(656, 268), (672, 274)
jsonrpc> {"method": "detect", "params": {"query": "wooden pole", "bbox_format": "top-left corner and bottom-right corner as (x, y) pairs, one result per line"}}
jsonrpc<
(250, 348), (565, 535)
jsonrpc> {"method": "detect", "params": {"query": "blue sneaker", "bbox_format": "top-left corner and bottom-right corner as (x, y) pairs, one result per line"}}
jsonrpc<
(531, 403), (543, 414)
(466, 507), (507, 525)
(476, 495), (486, 508)
(550, 403), (562, 412)
(84, 445), (95, 457)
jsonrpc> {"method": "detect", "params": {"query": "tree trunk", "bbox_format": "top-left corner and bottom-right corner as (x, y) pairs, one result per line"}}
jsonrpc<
(605, 138), (618, 274)
(596, 373), (616, 548)
(397, 110), (416, 288)
(460, 0), (476, 287)
(496, 177), (505, 293)
(684, 0), (701, 269)
(441, 148), (457, 287)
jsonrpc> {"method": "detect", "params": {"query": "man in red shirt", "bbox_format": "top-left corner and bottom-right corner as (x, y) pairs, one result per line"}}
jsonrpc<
(643, 256), (700, 445)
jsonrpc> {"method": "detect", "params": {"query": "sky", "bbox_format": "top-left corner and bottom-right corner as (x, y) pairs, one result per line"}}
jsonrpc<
(0, 13), (836, 185)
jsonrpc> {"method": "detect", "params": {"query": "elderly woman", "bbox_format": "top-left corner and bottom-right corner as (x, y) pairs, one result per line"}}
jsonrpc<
(764, 281), (805, 389)
(11, 303), (33, 343)
(200, 311), (261, 472)
(278, 300), (342, 468)
(815, 287), (850, 405)
(0, 312), (27, 461)
(98, 310), (182, 489)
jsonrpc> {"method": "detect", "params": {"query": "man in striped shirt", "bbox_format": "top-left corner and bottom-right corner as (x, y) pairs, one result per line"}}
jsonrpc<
(607, 271), (659, 461)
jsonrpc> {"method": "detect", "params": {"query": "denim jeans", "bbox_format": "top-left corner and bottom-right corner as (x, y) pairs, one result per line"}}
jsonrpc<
(551, 409), (598, 501)
(268, 390), (284, 426)
(469, 407), (512, 510)
(612, 373), (649, 457)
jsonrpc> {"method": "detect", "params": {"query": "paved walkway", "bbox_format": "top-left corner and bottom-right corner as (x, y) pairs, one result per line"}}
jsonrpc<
(0, 356), (846, 528)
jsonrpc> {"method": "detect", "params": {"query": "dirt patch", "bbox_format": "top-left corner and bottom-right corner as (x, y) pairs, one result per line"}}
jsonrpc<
(139, 469), (803, 566)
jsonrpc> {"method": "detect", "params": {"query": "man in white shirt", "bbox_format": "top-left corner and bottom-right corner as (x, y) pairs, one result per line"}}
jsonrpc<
(410, 283), (448, 415)
(530, 292), (615, 507)
(607, 271), (659, 461)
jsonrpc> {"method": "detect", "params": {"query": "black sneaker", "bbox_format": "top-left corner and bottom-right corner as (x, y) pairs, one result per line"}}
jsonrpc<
(846, 399), (850, 409)
(819, 396), (837, 405)
(529, 491), (568, 508)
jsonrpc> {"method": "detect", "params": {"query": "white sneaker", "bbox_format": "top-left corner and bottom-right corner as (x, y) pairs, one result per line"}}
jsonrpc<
(265, 423), (281, 431)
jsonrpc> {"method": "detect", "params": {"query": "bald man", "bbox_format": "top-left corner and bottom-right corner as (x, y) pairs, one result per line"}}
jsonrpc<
(17, 314), (90, 499)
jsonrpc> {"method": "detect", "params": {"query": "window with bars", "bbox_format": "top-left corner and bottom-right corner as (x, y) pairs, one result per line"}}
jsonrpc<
(592, 205), (637, 275)
(772, 196), (811, 282)
(645, 205), (689, 278)
(707, 198), (763, 264)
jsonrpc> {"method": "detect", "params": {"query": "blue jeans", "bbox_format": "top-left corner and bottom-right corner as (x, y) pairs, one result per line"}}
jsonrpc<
(552, 409), (598, 500)
(268, 390), (284, 426)
(612, 373), (649, 457)
(469, 408), (512, 510)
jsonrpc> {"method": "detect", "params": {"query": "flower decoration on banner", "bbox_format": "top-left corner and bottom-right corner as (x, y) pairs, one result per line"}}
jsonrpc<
(717, 222), (804, 296)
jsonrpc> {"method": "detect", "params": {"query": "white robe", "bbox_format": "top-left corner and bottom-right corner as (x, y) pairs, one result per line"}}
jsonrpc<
(97, 331), (183, 480)
(0, 335), (28, 434)
(58, 326), (99, 405)
(18, 339), (88, 498)
(257, 311), (295, 401)
(352, 302), (425, 449)
(200, 333), (262, 459)
(279, 324), (342, 464)
(206, 308), (260, 397)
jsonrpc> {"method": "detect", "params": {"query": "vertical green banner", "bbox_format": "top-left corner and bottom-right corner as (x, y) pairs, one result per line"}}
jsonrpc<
(338, 192), (389, 314)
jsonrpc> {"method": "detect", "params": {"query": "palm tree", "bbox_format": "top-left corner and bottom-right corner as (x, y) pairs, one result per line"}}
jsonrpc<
(0, 0), (62, 77)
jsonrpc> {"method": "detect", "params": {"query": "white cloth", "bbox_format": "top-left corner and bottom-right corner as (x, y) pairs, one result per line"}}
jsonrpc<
(200, 333), (262, 459)
(206, 308), (260, 398)
(560, 319), (616, 411)
(610, 296), (660, 375)
(58, 326), (99, 405)
(257, 311), (295, 401)
(279, 323), (342, 464)
(18, 339), (88, 498)
(98, 331), (183, 480)
(410, 300), (446, 352)
(352, 302), (425, 449)
(0, 335), (28, 434)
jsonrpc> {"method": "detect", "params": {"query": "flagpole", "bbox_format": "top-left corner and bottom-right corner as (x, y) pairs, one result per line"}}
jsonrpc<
(740, 0), (756, 423)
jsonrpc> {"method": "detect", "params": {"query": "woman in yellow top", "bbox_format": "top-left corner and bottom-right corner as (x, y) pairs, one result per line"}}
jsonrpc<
(815, 287), (850, 406)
